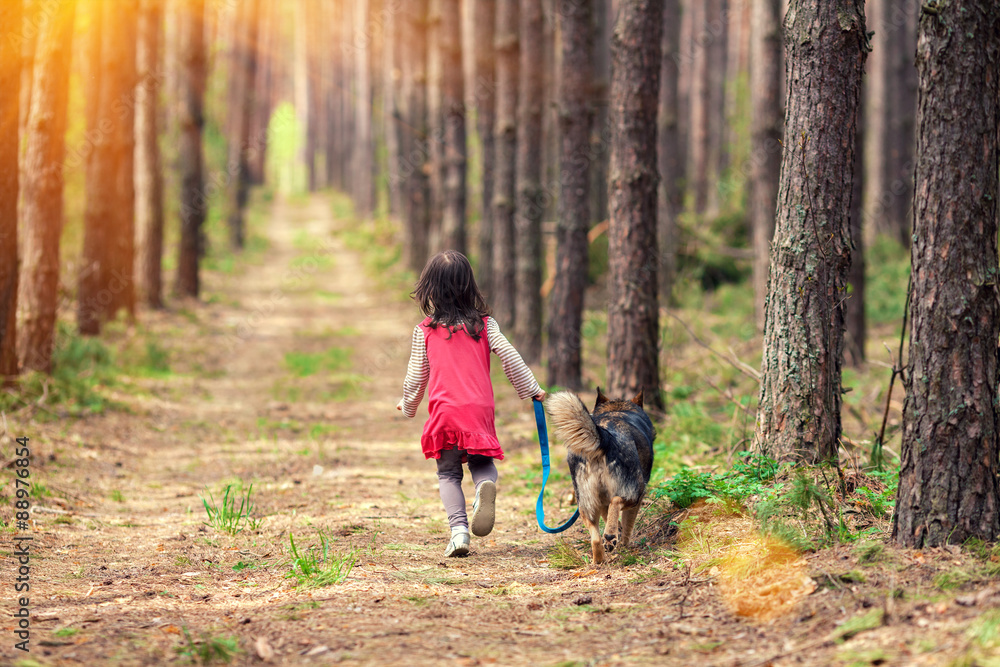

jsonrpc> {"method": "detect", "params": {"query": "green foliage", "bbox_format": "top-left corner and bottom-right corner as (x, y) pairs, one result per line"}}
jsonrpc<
(286, 530), (358, 588)
(657, 468), (718, 509)
(653, 451), (782, 510)
(175, 626), (242, 665)
(547, 539), (587, 570)
(201, 482), (261, 536)
(831, 609), (884, 643)
(0, 323), (120, 417)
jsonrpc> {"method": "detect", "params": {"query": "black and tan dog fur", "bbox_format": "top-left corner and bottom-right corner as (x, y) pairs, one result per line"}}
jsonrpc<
(546, 388), (655, 564)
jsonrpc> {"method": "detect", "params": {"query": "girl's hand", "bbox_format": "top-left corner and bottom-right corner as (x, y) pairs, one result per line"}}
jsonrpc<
(533, 390), (547, 402)
(396, 399), (404, 411)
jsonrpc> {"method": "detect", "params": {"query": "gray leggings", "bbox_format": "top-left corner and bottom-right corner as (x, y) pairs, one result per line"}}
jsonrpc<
(436, 449), (498, 530)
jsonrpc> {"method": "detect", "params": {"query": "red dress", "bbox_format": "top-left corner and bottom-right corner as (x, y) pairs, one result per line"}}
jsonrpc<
(419, 316), (505, 461)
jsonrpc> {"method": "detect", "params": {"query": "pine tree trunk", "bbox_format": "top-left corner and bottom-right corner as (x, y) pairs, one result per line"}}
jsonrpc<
(704, 0), (727, 216)
(862, 0), (917, 247)
(439, 0), (467, 252)
(248, 0), (273, 186)
(513, 0), (544, 363)
(749, 0), (783, 331)
(353, 0), (375, 218)
(755, 0), (866, 463)
(79, 0), (138, 332)
(18, 0), (75, 373)
(108, 2), (138, 320)
(175, 0), (206, 298)
(474, 0), (497, 298)
(0, 0), (22, 380)
(844, 93), (865, 367)
(384, 6), (404, 217)
(492, 0), (519, 329)
(590, 0), (611, 227)
(226, 0), (259, 249)
(607, 0), (664, 411)
(893, 0), (1000, 548)
(657, 0), (682, 305)
(547, 0), (594, 390)
(135, 0), (165, 309)
(401, 0), (432, 272)
(18, 0), (37, 150)
(687, 0), (709, 214)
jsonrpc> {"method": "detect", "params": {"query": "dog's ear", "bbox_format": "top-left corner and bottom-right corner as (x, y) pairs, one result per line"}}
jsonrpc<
(595, 387), (609, 406)
(631, 389), (644, 407)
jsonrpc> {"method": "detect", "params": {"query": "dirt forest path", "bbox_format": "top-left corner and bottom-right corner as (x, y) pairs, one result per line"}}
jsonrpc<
(8, 194), (983, 667)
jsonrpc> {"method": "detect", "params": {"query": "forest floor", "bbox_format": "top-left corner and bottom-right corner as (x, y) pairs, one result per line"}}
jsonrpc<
(4, 193), (1000, 667)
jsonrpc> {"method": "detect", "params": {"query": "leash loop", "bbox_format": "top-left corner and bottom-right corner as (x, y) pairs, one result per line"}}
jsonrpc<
(533, 399), (579, 534)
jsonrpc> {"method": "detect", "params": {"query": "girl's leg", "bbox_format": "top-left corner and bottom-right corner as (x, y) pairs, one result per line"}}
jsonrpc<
(468, 455), (498, 537)
(436, 449), (469, 530)
(467, 455), (498, 487)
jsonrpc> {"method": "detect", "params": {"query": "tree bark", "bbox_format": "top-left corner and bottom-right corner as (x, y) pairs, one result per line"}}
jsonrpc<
(175, 0), (206, 298)
(438, 0), (467, 252)
(704, 0), (727, 216)
(353, 0), (376, 218)
(893, 0), (1000, 548)
(0, 0), (22, 381)
(513, 0), (544, 363)
(687, 0), (709, 214)
(844, 89), (865, 367)
(400, 0), (432, 272)
(748, 0), (783, 331)
(590, 0), (611, 227)
(492, 0), (519, 329)
(474, 0), (497, 298)
(225, 0), (259, 249)
(754, 0), (866, 463)
(248, 0), (273, 186)
(547, 0), (594, 390)
(657, 0), (682, 305)
(18, 0), (37, 167)
(79, 0), (138, 333)
(607, 0), (664, 411)
(135, 0), (165, 309)
(18, 0), (75, 373)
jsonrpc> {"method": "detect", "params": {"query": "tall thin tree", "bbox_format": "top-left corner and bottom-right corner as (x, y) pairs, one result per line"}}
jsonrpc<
(513, 0), (544, 363)
(135, 0), (166, 308)
(547, 0), (594, 389)
(176, 0), (207, 298)
(439, 0), (467, 252)
(656, 0), (682, 304)
(748, 0), (782, 331)
(492, 0), (519, 329)
(18, 0), (76, 373)
(893, 0), (1000, 547)
(474, 0), (497, 298)
(353, 0), (376, 218)
(225, 0), (259, 249)
(754, 0), (867, 463)
(606, 0), (664, 411)
(401, 0), (432, 272)
(0, 1), (22, 381)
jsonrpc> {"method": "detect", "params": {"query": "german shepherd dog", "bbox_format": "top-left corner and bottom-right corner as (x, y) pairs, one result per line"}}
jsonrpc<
(547, 388), (655, 564)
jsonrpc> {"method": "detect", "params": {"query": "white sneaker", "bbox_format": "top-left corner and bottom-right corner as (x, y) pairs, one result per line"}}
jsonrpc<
(470, 481), (496, 537)
(444, 531), (470, 557)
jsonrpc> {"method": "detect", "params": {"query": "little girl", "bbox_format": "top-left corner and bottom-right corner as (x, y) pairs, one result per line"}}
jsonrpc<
(397, 250), (546, 557)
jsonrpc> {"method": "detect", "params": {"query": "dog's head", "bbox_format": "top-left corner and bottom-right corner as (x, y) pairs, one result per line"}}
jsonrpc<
(593, 387), (645, 415)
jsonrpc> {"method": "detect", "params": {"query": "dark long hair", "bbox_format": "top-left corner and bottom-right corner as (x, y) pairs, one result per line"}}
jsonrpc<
(411, 250), (492, 340)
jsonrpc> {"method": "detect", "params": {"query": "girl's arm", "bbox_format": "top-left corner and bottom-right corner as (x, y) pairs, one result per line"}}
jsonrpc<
(486, 317), (542, 399)
(399, 325), (429, 417)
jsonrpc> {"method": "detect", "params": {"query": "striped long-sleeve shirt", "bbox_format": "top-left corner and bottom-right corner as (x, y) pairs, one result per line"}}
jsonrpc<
(400, 316), (541, 419)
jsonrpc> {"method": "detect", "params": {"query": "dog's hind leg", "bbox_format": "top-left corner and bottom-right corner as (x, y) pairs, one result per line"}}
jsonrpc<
(603, 497), (624, 553)
(620, 505), (640, 549)
(581, 514), (605, 564)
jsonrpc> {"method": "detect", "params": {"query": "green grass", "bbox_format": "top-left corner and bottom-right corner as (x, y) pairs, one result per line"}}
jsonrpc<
(201, 482), (261, 536)
(283, 346), (352, 377)
(175, 627), (242, 665)
(285, 529), (358, 588)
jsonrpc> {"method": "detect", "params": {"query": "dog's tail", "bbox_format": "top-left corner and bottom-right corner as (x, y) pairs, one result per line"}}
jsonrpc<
(547, 392), (601, 459)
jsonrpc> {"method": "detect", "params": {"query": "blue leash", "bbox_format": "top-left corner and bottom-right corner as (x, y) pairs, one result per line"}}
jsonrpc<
(533, 399), (579, 533)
